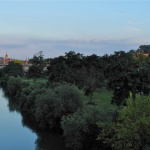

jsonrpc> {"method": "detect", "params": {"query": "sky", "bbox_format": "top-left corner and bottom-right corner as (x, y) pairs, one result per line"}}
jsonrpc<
(0, 0), (150, 59)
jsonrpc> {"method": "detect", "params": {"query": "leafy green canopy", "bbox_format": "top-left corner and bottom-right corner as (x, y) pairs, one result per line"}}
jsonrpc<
(98, 95), (150, 150)
(34, 84), (83, 130)
(28, 51), (45, 78)
(2, 61), (23, 77)
(61, 106), (105, 150)
(106, 51), (150, 105)
(48, 51), (105, 102)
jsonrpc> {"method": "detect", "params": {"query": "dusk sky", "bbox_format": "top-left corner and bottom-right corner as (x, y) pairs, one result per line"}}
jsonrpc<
(0, 0), (150, 59)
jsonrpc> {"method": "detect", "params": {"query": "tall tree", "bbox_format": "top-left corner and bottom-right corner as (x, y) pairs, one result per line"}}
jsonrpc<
(107, 51), (150, 105)
(1, 61), (23, 77)
(27, 51), (45, 79)
(48, 56), (71, 83)
(98, 95), (150, 150)
(74, 54), (105, 102)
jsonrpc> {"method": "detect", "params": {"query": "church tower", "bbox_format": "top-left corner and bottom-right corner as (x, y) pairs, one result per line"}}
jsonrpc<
(5, 53), (8, 63)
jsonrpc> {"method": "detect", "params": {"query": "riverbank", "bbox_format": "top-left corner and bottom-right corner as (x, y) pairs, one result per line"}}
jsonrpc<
(2, 76), (116, 150)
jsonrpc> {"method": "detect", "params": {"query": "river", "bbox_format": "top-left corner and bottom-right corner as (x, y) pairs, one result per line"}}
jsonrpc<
(0, 88), (66, 150)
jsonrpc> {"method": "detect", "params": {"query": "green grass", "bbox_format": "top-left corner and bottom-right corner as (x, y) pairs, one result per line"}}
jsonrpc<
(81, 88), (117, 121)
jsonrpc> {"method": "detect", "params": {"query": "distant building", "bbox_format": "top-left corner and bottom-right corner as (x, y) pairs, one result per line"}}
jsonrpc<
(25, 57), (29, 64)
(0, 53), (29, 64)
(4, 53), (12, 64)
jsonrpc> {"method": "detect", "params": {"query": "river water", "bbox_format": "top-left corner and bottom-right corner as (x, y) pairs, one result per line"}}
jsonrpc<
(0, 88), (66, 150)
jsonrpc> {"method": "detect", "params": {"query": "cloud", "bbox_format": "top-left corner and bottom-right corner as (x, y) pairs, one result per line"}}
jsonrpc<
(0, 36), (144, 60)
(0, 44), (26, 49)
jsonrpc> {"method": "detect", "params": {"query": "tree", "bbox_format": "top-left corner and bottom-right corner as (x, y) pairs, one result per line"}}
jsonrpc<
(27, 51), (45, 79)
(138, 45), (150, 54)
(29, 51), (44, 66)
(48, 51), (84, 84)
(27, 65), (42, 79)
(13, 59), (23, 64)
(48, 52), (105, 102)
(106, 51), (150, 105)
(77, 66), (104, 103)
(1, 61), (23, 77)
(98, 95), (150, 150)
(64, 51), (84, 70)
(7, 76), (23, 97)
(61, 106), (104, 150)
(48, 56), (71, 83)
(34, 84), (83, 130)
(72, 54), (105, 103)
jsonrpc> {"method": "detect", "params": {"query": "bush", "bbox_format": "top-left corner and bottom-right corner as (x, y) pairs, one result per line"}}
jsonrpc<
(0, 76), (9, 88)
(54, 84), (83, 117)
(34, 84), (83, 130)
(2, 61), (23, 77)
(20, 87), (46, 115)
(61, 106), (105, 150)
(98, 95), (150, 150)
(34, 89), (59, 129)
(7, 76), (23, 97)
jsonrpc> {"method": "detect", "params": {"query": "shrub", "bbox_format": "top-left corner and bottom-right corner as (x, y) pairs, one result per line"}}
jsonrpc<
(0, 76), (9, 88)
(54, 84), (83, 117)
(34, 89), (58, 129)
(7, 76), (23, 97)
(98, 95), (150, 150)
(61, 106), (105, 150)
(34, 84), (83, 130)
(2, 61), (23, 77)
(20, 87), (46, 115)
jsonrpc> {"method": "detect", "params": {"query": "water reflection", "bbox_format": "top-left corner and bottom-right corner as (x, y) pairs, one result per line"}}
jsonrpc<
(7, 97), (20, 112)
(0, 89), (36, 150)
(2, 89), (67, 150)
(35, 132), (67, 150)
(22, 114), (67, 150)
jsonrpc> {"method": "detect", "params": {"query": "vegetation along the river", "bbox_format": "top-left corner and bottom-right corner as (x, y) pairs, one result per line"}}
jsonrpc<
(0, 45), (150, 150)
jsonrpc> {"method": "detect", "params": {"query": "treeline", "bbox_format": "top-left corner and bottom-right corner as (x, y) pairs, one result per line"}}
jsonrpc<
(2, 46), (149, 106)
(47, 47), (150, 106)
(0, 45), (150, 149)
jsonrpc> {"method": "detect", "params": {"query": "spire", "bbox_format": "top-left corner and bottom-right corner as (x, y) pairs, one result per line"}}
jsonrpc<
(25, 56), (28, 64)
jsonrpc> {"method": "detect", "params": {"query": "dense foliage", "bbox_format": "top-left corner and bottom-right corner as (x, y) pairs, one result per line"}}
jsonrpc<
(98, 95), (150, 150)
(5, 77), (83, 131)
(34, 84), (83, 130)
(7, 76), (23, 97)
(48, 51), (105, 102)
(28, 51), (45, 79)
(0, 45), (150, 150)
(137, 45), (150, 54)
(106, 51), (150, 105)
(61, 106), (109, 150)
(3, 61), (24, 77)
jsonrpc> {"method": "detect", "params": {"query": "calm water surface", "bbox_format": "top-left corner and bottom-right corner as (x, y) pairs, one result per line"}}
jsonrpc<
(0, 89), (66, 150)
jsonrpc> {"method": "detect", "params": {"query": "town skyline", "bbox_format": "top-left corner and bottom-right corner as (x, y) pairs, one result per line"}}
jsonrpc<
(0, 52), (29, 64)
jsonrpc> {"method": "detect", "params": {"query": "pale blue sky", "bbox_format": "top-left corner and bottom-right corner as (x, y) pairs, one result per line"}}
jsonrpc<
(0, 0), (149, 59)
